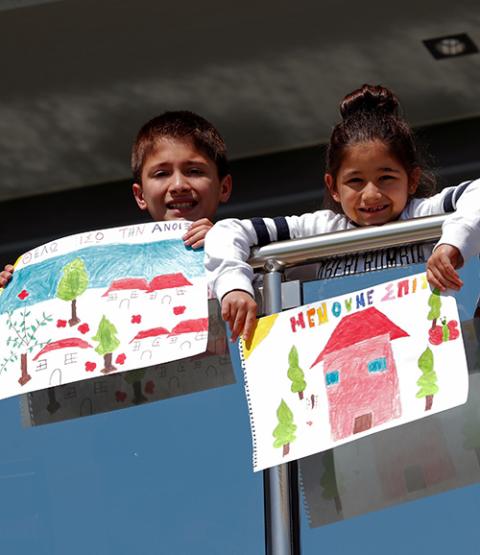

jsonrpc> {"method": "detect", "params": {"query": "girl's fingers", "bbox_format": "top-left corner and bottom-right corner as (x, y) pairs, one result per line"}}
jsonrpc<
(242, 308), (257, 343)
(231, 306), (247, 343)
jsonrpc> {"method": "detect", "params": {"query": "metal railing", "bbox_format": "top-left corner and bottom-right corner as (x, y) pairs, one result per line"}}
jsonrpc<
(253, 214), (446, 555)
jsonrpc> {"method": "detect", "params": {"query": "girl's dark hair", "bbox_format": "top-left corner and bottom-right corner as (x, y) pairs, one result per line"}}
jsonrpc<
(324, 84), (436, 211)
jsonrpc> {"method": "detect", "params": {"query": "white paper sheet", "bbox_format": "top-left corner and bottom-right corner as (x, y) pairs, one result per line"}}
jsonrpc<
(240, 272), (469, 471)
(0, 221), (208, 400)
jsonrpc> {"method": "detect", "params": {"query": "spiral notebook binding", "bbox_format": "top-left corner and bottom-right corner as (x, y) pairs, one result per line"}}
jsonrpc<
(238, 340), (258, 470)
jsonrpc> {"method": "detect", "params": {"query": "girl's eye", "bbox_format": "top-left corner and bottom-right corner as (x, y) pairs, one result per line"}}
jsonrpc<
(379, 175), (395, 182)
(346, 177), (363, 185)
(188, 168), (204, 175)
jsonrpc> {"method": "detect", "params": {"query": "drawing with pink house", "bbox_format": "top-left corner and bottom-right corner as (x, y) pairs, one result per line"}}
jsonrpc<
(311, 307), (409, 441)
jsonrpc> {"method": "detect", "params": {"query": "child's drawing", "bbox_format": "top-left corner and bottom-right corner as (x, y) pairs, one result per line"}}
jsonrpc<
(0, 221), (208, 401)
(240, 272), (468, 472)
(310, 307), (406, 441)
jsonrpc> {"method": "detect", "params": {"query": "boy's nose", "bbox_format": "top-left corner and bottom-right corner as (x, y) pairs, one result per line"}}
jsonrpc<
(169, 172), (191, 192)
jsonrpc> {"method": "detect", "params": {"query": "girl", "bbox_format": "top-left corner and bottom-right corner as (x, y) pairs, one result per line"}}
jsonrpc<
(205, 84), (480, 342)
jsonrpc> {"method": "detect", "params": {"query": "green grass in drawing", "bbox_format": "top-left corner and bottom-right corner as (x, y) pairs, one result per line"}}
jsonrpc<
(92, 315), (120, 374)
(56, 258), (89, 327)
(416, 347), (439, 411)
(273, 399), (297, 456)
(0, 307), (52, 385)
(287, 345), (307, 400)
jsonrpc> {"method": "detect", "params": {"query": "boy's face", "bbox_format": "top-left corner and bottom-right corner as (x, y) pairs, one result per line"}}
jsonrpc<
(133, 137), (232, 222)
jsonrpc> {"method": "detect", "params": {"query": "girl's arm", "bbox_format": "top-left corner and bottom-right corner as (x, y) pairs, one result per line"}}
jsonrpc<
(205, 211), (349, 341)
(407, 178), (480, 290)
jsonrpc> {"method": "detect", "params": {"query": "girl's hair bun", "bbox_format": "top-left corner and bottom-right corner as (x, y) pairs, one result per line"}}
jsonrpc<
(340, 84), (400, 120)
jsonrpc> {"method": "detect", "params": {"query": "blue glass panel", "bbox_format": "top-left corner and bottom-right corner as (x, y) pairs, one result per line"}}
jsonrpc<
(300, 255), (480, 554)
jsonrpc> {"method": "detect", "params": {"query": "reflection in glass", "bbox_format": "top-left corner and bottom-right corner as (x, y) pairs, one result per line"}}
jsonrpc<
(22, 300), (235, 426)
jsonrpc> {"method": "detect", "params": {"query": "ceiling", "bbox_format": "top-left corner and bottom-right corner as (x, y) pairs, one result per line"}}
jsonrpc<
(1, 0), (480, 201)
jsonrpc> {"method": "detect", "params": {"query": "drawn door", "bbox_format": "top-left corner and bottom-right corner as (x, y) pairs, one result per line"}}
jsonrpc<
(353, 413), (372, 434)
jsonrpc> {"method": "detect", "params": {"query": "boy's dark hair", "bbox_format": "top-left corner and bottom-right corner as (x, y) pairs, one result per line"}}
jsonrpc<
(324, 84), (436, 211)
(131, 111), (229, 183)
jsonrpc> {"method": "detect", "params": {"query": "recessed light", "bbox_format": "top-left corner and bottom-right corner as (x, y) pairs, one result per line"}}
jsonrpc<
(423, 33), (478, 60)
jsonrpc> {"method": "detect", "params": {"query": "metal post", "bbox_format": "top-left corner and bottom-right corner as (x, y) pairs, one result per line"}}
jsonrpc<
(263, 262), (301, 555)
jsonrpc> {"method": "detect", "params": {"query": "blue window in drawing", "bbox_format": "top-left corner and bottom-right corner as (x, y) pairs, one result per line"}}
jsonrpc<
(368, 357), (387, 373)
(325, 370), (340, 386)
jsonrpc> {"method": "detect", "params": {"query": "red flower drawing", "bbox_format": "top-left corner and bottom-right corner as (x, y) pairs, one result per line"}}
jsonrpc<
(131, 315), (142, 324)
(173, 306), (186, 315)
(85, 361), (96, 372)
(115, 391), (127, 402)
(56, 319), (67, 328)
(115, 353), (127, 365)
(145, 380), (155, 394)
(17, 289), (29, 300)
(78, 323), (90, 334)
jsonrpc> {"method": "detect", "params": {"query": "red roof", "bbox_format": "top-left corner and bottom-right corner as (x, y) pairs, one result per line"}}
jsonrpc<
(130, 327), (170, 342)
(169, 318), (208, 336)
(310, 307), (408, 368)
(149, 273), (193, 291)
(33, 338), (92, 360)
(102, 278), (150, 296)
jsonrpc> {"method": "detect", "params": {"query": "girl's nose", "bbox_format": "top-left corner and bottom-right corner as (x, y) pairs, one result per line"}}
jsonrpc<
(362, 182), (382, 203)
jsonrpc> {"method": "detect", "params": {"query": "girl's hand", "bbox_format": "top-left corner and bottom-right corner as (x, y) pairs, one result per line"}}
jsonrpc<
(182, 219), (213, 249)
(426, 244), (464, 292)
(0, 264), (14, 288)
(221, 290), (257, 343)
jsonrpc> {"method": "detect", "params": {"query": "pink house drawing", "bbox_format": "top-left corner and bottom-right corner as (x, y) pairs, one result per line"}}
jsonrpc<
(311, 307), (409, 441)
(102, 273), (193, 307)
(32, 338), (93, 385)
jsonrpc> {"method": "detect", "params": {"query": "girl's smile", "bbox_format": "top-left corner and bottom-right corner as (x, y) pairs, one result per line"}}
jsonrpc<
(325, 140), (419, 226)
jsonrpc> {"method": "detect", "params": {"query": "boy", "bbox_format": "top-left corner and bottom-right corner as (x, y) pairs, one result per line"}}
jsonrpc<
(0, 110), (232, 285)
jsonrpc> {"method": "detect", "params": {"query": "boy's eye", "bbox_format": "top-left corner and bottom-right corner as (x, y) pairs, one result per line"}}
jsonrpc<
(188, 168), (203, 175)
(153, 170), (169, 178)
(346, 177), (363, 185)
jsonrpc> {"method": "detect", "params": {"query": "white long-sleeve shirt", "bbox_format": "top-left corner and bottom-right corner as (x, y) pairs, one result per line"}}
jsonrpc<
(205, 179), (480, 300)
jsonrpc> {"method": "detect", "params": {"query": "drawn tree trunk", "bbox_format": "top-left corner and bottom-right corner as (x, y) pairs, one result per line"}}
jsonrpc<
(416, 347), (439, 411)
(18, 352), (30, 385)
(287, 346), (307, 400)
(56, 258), (89, 327)
(427, 289), (441, 330)
(92, 316), (120, 374)
(272, 399), (297, 456)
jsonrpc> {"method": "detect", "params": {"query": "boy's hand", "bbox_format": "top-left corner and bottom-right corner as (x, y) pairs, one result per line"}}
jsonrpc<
(426, 244), (464, 292)
(0, 264), (14, 288)
(221, 290), (257, 343)
(183, 219), (213, 249)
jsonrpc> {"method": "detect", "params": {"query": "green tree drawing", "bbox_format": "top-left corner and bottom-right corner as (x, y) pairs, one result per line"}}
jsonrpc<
(427, 289), (441, 330)
(287, 345), (307, 400)
(0, 308), (52, 385)
(272, 399), (297, 456)
(319, 450), (342, 514)
(92, 316), (120, 374)
(124, 369), (147, 404)
(56, 258), (89, 326)
(416, 347), (439, 411)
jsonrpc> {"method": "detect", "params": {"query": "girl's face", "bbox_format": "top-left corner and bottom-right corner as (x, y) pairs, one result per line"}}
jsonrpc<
(325, 140), (419, 226)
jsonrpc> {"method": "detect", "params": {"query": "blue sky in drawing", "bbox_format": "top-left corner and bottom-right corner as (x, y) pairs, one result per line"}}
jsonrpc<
(0, 240), (204, 314)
